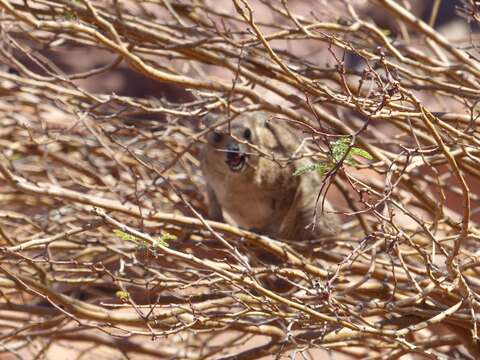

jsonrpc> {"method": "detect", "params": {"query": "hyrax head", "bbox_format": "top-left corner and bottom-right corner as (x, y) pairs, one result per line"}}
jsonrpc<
(202, 112), (268, 175)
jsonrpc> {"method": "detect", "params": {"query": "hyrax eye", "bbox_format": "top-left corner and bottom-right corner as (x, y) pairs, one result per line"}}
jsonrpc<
(212, 131), (222, 143)
(243, 128), (252, 141)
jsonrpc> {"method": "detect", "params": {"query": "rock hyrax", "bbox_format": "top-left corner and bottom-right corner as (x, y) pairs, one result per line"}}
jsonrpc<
(201, 111), (340, 240)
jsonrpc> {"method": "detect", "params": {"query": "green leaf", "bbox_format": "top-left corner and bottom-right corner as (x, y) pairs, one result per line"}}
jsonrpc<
(63, 10), (77, 20)
(113, 229), (138, 243)
(331, 137), (372, 164)
(316, 165), (331, 176)
(153, 231), (177, 248)
(344, 157), (358, 166)
(350, 147), (373, 160)
(116, 290), (129, 301)
(293, 138), (372, 177)
(293, 163), (329, 177)
(8, 153), (21, 161)
(331, 137), (350, 162)
(114, 230), (148, 249)
(161, 231), (177, 242)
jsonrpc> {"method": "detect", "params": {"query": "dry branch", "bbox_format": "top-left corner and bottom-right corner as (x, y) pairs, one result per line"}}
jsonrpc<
(0, 0), (480, 359)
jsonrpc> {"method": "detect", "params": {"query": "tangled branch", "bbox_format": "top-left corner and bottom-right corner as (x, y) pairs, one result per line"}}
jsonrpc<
(1, 0), (480, 359)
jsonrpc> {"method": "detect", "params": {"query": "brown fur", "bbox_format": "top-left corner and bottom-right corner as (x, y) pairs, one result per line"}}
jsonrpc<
(201, 111), (340, 241)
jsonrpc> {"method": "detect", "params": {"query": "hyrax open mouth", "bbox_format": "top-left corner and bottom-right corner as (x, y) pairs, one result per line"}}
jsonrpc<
(226, 146), (246, 172)
(226, 152), (246, 172)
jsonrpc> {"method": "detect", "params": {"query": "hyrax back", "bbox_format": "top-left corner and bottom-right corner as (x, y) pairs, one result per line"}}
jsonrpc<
(200, 112), (340, 240)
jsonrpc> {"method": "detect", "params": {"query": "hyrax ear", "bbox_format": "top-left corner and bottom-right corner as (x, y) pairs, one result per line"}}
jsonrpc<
(264, 117), (299, 155)
(202, 113), (218, 128)
(202, 112), (234, 132)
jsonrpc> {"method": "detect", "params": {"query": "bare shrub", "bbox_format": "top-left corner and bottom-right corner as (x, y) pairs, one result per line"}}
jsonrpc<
(1, 0), (480, 359)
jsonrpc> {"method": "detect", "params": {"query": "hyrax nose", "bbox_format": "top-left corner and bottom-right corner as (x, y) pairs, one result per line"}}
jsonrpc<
(226, 142), (240, 159)
(227, 142), (239, 152)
